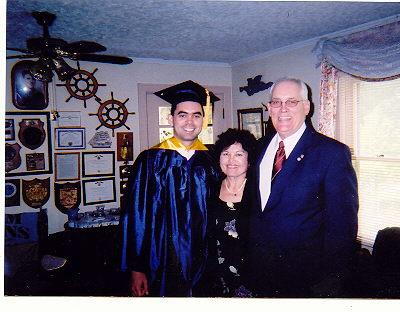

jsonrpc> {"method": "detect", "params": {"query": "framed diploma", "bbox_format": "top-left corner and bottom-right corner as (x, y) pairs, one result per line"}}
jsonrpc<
(57, 111), (81, 128)
(55, 128), (86, 149)
(55, 152), (80, 181)
(83, 177), (116, 205)
(82, 151), (115, 177)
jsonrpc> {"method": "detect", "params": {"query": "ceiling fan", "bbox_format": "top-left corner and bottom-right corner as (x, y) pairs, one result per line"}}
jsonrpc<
(7, 11), (133, 82)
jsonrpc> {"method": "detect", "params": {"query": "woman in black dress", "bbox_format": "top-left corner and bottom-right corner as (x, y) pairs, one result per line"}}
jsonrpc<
(208, 128), (257, 297)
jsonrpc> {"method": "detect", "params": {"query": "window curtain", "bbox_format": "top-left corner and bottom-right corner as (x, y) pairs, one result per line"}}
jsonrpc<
(313, 20), (400, 80)
(314, 20), (400, 137)
(318, 61), (338, 138)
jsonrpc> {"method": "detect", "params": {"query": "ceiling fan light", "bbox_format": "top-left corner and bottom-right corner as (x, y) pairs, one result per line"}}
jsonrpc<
(52, 58), (77, 81)
(30, 58), (54, 82)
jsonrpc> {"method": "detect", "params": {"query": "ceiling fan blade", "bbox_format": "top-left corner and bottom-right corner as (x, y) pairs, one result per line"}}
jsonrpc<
(72, 53), (133, 64)
(7, 47), (31, 53)
(6, 54), (38, 59)
(27, 37), (68, 53)
(65, 41), (107, 54)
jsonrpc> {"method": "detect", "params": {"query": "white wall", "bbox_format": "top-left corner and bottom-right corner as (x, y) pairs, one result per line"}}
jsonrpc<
(231, 42), (321, 128)
(5, 57), (231, 233)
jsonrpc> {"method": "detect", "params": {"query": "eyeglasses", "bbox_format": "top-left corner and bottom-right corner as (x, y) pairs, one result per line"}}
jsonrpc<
(269, 99), (302, 108)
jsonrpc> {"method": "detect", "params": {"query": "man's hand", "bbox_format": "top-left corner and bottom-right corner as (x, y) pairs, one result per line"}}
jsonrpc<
(131, 271), (149, 296)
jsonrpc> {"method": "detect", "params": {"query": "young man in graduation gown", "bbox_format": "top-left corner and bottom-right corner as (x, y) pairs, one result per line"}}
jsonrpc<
(120, 80), (220, 297)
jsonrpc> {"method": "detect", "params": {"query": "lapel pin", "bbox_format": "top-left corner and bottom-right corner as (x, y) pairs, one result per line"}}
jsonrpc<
(297, 154), (305, 162)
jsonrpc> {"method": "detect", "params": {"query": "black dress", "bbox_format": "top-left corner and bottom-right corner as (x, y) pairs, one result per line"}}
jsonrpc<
(210, 197), (252, 297)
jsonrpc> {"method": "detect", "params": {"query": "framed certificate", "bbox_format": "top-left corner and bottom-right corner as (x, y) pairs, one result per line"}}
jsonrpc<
(82, 151), (115, 177)
(55, 128), (86, 149)
(55, 152), (80, 181)
(83, 177), (116, 205)
(57, 111), (81, 128)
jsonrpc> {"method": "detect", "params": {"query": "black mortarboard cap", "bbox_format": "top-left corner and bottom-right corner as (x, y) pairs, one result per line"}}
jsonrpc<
(154, 80), (220, 107)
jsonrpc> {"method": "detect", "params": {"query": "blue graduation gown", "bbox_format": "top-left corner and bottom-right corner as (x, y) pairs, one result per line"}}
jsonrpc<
(120, 144), (219, 296)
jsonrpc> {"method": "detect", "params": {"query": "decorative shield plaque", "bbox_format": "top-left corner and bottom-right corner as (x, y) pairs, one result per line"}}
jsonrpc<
(54, 181), (81, 220)
(5, 143), (22, 172)
(18, 119), (46, 150)
(22, 178), (50, 208)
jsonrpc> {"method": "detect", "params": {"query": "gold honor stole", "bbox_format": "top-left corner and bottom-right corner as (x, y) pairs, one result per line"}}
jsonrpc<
(151, 137), (208, 151)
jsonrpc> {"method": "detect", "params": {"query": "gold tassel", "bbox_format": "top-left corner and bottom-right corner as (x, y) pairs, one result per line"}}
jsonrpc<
(203, 88), (211, 130)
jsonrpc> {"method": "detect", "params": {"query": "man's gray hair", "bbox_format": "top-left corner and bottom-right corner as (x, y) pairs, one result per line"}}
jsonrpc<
(270, 77), (309, 100)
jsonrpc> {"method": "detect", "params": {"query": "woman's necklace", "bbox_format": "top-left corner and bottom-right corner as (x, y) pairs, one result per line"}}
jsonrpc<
(225, 178), (247, 197)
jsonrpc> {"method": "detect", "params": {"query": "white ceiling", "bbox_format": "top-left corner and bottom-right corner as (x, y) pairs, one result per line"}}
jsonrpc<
(6, 0), (400, 64)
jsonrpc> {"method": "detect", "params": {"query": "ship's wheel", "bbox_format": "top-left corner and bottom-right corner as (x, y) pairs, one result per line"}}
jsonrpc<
(89, 92), (135, 136)
(56, 62), (106, 107)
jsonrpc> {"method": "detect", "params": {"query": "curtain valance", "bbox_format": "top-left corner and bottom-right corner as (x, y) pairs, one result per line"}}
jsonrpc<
(313, 21), (400, 79)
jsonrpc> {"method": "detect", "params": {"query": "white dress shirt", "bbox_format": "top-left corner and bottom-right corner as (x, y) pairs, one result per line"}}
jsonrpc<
(259, 122), (307, 210)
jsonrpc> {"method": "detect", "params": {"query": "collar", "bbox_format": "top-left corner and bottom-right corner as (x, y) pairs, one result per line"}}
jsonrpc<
(276, 122), (307, 157)
(151, 137), (208, 151)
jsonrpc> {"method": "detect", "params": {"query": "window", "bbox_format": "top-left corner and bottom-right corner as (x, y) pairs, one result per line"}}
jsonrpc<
(337, 73), (400, 250)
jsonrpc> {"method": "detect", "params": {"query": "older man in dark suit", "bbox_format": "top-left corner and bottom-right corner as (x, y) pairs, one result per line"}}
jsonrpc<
(242, 77), (358, 297)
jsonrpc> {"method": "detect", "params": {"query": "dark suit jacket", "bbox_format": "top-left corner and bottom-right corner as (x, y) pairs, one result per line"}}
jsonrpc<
(243, 125), (358, 297)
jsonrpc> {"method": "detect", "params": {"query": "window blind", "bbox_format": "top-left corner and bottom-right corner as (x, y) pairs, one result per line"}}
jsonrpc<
(337, 73), (400, 250)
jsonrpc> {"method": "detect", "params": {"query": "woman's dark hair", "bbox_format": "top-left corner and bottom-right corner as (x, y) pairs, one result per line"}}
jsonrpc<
(214, 128), (257, 166)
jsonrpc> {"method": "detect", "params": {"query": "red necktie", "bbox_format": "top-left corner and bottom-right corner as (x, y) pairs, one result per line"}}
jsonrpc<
(272, 141), (286, 180)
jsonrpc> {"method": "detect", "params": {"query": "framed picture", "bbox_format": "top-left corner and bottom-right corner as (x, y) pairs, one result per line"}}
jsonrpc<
(5, 112), (52, 177)
(116, 132), (133, 161)
(57, 111), (81, 127)
(26, 153), (45, 171)
(55, 152), (80, 181)
(199, 126), (214, 145)
(83, 177), (116, 205)
(237, 108), (264, 139)
(82, 151), (115, 177)
(159, 127), (173, 143)
(55, 128), (86, 149)
(5, 119), (15, 141)
(158, 106), (171, 126)
(11, 60), (48, 110)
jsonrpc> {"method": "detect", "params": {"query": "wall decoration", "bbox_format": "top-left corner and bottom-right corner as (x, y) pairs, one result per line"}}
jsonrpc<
(26, 153), (45, 171)
(55, 127), (86, 150)
(159, 127), (174, 143)
(119, 165), (133, 180)
(199, 126), (214, 145)
(11, 60), (48, 110)
(237, 108), (264, 139)
(56, 62), (106, 108)
(18, 119), (46, 150)
(88, 131), (112, 148)
(83, 177), (116, 205)
(57, 111), (81, 128)
(5, 143), (22, 173)
(5, 179), (20, 207)
(22, 178), (50, 209)
(117, 132), (133, 161)
(54, 181), (81, 220)
(239, 75), (273, 96)
(82, 151), (115, 177)
(5, 119), (15, 141)
(158, 106), (171, 125)
(6, 112), (52, 177)
(55, 152), (80, 181)
(89, 92), (135, 137)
